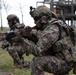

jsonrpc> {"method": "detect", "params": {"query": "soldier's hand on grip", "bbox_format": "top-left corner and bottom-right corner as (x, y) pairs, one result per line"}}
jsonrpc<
(11, 33), (24, 43)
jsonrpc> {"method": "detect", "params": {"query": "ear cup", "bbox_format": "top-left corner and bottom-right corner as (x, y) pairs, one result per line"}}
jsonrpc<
(12, 17), (20, 25)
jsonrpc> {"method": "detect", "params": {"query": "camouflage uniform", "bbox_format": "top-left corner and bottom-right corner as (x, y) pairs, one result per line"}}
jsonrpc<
(21, 5), (76, 75)
(6, 14), (30, 68)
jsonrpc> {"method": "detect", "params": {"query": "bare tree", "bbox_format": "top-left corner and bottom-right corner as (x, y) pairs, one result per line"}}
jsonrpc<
(0, 0), (10, 30)
(19, 3), (24, 23)
(0, 0), (3, 30)
(10, 2), (25, 24)
(2, 0), (10, 15)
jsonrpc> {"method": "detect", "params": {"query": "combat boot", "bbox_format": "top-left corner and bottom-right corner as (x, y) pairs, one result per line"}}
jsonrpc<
(14, 64), (23, 69)
(23, 61), (30, 68)
(13, 61), (23, 69)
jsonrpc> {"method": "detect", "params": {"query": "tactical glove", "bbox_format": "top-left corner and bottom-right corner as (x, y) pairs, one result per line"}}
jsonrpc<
(11, 33), (24, 43)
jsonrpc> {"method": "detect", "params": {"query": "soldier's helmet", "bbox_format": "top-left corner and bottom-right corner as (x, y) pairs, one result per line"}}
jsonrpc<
(7, 14), (20, 28)
(32, 5), (57, 21)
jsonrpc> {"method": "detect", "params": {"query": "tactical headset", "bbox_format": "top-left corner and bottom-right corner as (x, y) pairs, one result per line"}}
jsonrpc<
(8, 16), (20, 25)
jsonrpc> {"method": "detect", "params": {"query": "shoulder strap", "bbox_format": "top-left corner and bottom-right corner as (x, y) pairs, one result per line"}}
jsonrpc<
(49, 19), (69, 40)
(49, 19), (63, 40)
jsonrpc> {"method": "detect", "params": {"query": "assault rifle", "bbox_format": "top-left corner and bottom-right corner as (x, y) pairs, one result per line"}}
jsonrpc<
(1, 23), (27, 49)
(1, 25), (38, 49)
(1, 30), (15, 49)
(1, 27), (31, 49)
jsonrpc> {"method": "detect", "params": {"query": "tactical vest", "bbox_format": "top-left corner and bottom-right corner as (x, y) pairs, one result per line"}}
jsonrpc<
(49, 18), (76, 62)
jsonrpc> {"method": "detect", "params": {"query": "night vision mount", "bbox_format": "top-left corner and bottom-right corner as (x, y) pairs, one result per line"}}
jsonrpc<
(29, 6), (35, 17)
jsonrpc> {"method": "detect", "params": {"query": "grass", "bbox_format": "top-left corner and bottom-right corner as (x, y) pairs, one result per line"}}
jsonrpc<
(0, 46), (33, 75)
(0, 47), (74, 75)
(0, 28), (33, 75)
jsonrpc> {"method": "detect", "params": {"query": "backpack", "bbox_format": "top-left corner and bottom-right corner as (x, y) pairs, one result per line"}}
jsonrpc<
(50, 19), (76, 62)
(50, 19), (76, 46)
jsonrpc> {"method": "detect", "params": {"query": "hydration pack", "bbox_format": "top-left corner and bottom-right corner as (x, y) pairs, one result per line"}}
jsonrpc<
(50, 19), (76, 46)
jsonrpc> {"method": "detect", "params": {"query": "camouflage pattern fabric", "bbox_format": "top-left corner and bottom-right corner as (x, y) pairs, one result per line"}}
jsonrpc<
(31, 56), (73, 75)
(7, 44), (23, 66)
(22, 19), (74, 75)
(6, 26), (30, 68)
(6, 14), (31, 68)
(23, 5), (75, 75)
(7, 43), (30, 68)
(10, 5), (75, 74)
(31, 23), (74, 75)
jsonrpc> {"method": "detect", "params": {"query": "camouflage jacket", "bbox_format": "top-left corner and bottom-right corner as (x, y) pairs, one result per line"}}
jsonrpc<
(22, 18), (76, 62)
(31, 18), (76, 61)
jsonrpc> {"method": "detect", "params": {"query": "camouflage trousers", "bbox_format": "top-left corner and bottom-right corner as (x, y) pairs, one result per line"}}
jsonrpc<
(31, 56), (74, 75)
(7, 44), (27, 66)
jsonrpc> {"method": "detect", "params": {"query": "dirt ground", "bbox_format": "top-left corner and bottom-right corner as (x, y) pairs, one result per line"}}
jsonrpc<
(45, 72), (53, 75)
(0, 69), (53, 75)
(0, 69), (13, 75)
